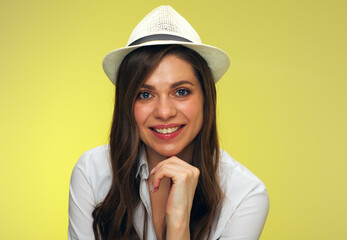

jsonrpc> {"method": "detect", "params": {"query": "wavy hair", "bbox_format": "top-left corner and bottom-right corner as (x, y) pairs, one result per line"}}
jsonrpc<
(92, 45), (223, 240)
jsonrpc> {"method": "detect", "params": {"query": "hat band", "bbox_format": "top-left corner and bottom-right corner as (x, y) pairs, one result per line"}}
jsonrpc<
(128, 34), (192, 46)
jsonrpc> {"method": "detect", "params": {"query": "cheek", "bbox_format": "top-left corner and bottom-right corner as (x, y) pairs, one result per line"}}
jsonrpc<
(134, 103), (152, 128)
(133, 103), (144, 127)
(180, 97), (204, 126)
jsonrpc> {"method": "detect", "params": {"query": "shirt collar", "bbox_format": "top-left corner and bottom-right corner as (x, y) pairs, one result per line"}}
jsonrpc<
(135, 145), (149, 180)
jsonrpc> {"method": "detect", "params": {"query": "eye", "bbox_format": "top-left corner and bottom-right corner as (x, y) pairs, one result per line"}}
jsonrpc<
(137, 91), (152, 100)
(175, 88), (191, 97)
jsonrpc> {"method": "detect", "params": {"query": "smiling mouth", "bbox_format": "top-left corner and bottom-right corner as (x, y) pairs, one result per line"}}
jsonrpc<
(151, 125), (184, 134)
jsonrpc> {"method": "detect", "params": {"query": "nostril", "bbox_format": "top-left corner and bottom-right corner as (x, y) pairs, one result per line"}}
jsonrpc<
(153, 106), (177, 120)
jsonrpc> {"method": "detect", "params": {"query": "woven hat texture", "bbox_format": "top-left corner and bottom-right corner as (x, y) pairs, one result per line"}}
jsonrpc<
(127, 6), (201, 45)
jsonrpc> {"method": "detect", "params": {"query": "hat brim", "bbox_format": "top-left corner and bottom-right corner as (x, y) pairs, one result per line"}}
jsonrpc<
(102, 41), (230, 85)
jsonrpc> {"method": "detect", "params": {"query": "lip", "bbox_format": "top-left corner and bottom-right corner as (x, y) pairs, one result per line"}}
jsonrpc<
(150, 123), (183, 129)
(150, 124), (185, 140)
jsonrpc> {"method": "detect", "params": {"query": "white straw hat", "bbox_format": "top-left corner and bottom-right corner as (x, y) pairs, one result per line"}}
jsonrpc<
(102, 5), (230, 84)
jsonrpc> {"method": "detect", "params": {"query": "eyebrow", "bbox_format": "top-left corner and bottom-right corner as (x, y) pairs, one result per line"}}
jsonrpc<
(171, 80), (194, 88)
(142, 80), (194, 90)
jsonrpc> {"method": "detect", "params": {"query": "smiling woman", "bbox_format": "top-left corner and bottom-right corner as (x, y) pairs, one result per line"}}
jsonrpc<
(134, 54), (204, 159)
(68, 6), (269, 240)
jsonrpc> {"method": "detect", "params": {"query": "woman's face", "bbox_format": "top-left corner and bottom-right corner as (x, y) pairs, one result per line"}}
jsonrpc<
(134, 54), (204, 159)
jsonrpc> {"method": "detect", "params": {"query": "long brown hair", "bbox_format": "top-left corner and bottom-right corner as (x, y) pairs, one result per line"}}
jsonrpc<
(92, 45), (223, 240)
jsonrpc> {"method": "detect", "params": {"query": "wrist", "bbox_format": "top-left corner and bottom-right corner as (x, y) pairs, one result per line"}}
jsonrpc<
(166, 213), (190, 240)
(166, 224), (190, 240)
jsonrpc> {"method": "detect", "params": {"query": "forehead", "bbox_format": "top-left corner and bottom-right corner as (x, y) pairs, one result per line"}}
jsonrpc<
(143, 54), (199, 86)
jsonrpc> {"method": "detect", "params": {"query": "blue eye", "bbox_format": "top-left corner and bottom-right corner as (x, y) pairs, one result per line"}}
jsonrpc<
(176, 89), (190, 97)
(138, 91), (152, 99)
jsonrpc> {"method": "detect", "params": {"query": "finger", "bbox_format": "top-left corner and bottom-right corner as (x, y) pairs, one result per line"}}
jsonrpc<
(153, 159), (200, 185)
(150, 156), (194, 175)
(152, 160), (199, 185)
(152, 164), (199, 192)
(151, 165), (182, 192)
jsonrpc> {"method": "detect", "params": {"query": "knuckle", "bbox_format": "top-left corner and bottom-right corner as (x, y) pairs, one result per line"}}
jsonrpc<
(161, 165), (167, 171)
(194, 168), (200, 177)
(181, 172), (189, 181)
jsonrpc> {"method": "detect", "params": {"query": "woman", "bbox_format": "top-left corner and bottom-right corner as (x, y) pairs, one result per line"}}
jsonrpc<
(68, 6), (269, 240)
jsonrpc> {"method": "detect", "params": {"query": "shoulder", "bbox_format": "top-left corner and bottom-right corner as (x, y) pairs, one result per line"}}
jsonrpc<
(71, 145), (112, 203)
(211, 149), (269, 239)
(218, 149), (267, 203)
(74, 145), (111, 172)
(68, 145), (112, 239)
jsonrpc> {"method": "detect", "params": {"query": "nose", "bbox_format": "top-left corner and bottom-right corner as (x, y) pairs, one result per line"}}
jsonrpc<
(153, 97), (177, 121)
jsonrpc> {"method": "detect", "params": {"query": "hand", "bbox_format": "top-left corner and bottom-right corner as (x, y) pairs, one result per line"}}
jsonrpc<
(150, 156), (200, 240)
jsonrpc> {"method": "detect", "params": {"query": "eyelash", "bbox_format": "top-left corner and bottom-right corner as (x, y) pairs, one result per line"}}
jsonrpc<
(137, 91), (153, 100)
(175, 88), (191, 97)
(136, 88), (191, 100)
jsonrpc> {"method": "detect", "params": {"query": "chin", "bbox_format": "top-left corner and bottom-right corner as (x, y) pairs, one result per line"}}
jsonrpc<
(156, 147), (183, 157)
(144, 141), (195, 160)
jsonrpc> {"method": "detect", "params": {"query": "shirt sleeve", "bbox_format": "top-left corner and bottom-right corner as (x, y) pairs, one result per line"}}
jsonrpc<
(68, 163), (96, 240)
(219, 184), (269, 240)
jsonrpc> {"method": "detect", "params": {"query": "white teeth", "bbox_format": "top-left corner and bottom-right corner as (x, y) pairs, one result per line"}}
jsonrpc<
(154, 127), (180, 134)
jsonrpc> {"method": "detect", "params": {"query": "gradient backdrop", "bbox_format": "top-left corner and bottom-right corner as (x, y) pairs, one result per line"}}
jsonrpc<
(1, 0), (346, 239)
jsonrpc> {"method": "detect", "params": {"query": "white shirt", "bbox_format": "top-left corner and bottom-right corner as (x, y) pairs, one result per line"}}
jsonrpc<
(68, 145), (269, 240)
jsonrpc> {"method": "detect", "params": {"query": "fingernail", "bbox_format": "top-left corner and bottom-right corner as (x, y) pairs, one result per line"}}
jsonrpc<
(150, 168), (155, 175)
(150, 183), (154, 193)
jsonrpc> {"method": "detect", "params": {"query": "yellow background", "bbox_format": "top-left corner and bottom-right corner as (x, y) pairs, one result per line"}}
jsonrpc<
(1, 0), (346, 239)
